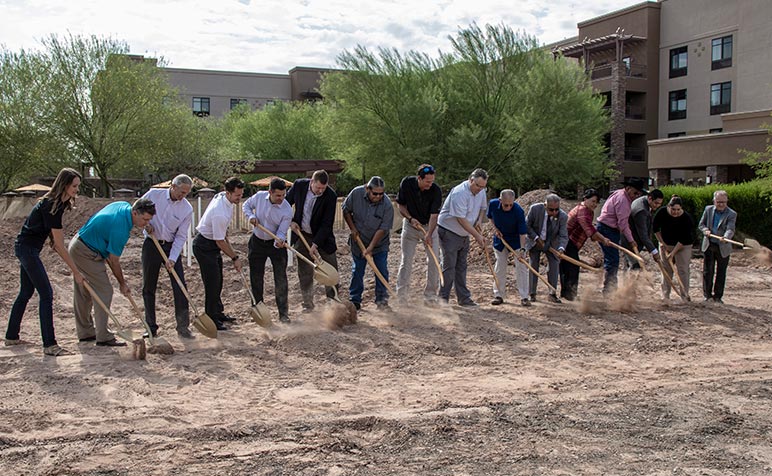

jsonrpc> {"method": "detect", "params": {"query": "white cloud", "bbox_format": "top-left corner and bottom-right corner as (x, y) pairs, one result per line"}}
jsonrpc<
(0, 0), (643, 73)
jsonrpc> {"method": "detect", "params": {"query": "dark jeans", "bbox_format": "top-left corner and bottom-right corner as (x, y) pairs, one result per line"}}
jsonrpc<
(438, 226), (474, 304)
(248, 235), (289, 320)
(349, 250), (389, 305)
(559, 240), (581, 301)
(6, 242), (57, 347)
(703, 243), (730, 300)
(597, 222), (621, 292)
(294, 231), (339, 307)
(141, 238), (190, 334)
(192, 234), (226, 323)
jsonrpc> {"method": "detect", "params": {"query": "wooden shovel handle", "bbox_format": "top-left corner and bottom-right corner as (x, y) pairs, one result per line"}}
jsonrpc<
(549, 247), (601, 272)
(149, 234), (200, 317)
(81, 280), (128, 335)
(354, 234), (396, 297)
(126, 293), (157, 344)
(414, 223), (444, 288)
(656, 257), (685, 299)
(295, 229), (317, 259)
(706, 232), (744, 247)
(501, 237), (558, 295)
(254, 223), (317, 268)
(608, 241), (645, 266)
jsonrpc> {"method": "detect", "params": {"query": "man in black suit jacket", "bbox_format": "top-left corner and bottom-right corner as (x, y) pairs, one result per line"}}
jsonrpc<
(286, 170), (339, 311)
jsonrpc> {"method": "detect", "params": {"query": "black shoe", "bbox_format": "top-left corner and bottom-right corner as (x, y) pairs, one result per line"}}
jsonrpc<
(459, 301), (478, 307)
(351, 301), (361, 310)
(78, 336), (97, 342)
(491, 296), (504, 306)
(142, 330), (158, 339)
(177, 329), (195, 339)
(302, 303), (314, 313)
(703, 296), (713, 302)
(279, 316), (291, 324)
(548, 294), (562, 304)
(376, 302), (391, 311)
(521, 298), (531, 307)
(221, 315), (237, 323)
(714, 297), (724, 304)
(530, 294), (537, 302)
(96, 339), (127, 347)
(214, 321), (229, 331)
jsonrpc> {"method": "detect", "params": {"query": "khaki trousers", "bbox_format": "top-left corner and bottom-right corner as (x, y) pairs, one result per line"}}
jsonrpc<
(661, 244), (691, 299)
(69, 236), (115, 342)
(396, 219), (440, 302)
(493, 247), (530, 300)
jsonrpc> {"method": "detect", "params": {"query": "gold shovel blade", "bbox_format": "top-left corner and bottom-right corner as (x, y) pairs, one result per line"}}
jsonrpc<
(193, 313), (218, 338)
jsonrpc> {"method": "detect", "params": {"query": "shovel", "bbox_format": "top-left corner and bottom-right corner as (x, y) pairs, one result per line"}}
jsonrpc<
(666, 252), (691, 302)
(501, 237), (559, 295)
(414, 223), (444, 288)
(149, 234), (217, 339)
(126, 293), (175, 354)
(255, 223), (339, 287)
(354, 234), (396, 297)
(706, 232), (755, 249)
(81, 281), (146, 358)
(549, 247), (601, 272)
(608, 241), (646, 268)
(295, 230), (342, 289)
(236, 266), (272, 328)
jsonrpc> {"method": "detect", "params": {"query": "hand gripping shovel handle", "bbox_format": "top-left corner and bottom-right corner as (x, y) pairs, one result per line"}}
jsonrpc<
(81, 281), (134, 342)
(502, 237), (558, 295)
(549, 247), (601, 273)
(354, 234), (396, 297)
(414, 223), (444, 287)
(706, 232), (747, 248)
(148, 234), (201, 317)
(295, 230), (317, 260)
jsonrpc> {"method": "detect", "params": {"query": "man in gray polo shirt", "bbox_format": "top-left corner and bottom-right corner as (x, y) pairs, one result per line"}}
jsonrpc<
(342, 176), (394, 311)
(437, 168), (488, 307)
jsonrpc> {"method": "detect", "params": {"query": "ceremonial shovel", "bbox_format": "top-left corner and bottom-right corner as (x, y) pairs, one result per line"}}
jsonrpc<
(549, 247), (601, 272)
(149, 234), (217, 338)
(237, 266), (272, 328)
(255, 223), (339, 287)
(500, 237), (559, 295)
(353, 234), (396, 297)
(706, 232), (756, 250)
(81, 281), (146, 359)
(414, 223), (444, 287)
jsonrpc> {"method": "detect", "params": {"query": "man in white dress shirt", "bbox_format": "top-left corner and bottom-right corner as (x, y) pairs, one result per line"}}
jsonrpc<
(242, 178), (294, 323)
(192, 177), (244, 330)
(140, 174), (195, 338)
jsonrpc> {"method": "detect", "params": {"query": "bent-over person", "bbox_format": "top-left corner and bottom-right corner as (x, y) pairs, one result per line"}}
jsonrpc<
(487, 190), (529, 306)
(653, 195), (695, 301)
(525, 194), (568, 303)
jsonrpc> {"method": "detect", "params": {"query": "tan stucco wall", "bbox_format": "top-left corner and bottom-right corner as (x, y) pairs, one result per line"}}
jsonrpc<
(648, 129), (768, 169)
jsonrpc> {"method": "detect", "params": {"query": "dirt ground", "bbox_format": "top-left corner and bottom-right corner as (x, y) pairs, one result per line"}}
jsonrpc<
(1, 196), (772, 476)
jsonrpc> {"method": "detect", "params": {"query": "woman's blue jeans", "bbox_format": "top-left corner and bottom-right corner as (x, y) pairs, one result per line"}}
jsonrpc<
(6, 242), (57, 347)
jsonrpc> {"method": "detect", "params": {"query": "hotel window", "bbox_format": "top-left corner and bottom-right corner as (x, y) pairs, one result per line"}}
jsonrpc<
(230, 98), (248, 109)
(709, 128), (723, 133)
(711, 35), (732, 70)
(669, 89), (687, 120)
(668, 132), (686, 138)
(669, 46), (687, 78)
(192, 97), (210, 117)
(710, 82), (731, 115)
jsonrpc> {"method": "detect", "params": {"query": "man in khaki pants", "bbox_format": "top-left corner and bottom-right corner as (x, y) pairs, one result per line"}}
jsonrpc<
(69, 199), (156, 346)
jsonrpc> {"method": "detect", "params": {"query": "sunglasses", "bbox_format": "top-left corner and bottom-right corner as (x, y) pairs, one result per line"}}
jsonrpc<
(547, 207), (560, 212)
(370, 191), (385, 196)
(420, 166), (435, 175)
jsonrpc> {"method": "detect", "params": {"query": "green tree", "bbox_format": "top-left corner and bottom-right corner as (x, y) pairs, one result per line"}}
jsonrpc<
(742, 119), (772, 185)
(38, 34), (185, 195)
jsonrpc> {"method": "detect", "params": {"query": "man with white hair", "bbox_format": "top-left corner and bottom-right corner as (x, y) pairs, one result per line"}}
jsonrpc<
(140, 174), (195, 339)
(525, 194), (568, 303)
(487, 189), (530, 306)
(698, 190), (737, 304)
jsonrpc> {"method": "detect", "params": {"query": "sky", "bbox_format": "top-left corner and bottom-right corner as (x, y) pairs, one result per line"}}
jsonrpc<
(1, 0), (644, 74)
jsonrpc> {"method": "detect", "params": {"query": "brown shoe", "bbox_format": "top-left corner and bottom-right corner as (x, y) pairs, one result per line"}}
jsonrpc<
(491, 296), (504, 305)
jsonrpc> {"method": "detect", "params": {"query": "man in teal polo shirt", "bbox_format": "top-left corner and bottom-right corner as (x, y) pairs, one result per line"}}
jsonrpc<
(69, 199), (156, 346)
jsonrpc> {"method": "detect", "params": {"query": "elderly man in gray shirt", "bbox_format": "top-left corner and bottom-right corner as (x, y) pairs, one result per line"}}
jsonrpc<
(342, 176), (394, 311)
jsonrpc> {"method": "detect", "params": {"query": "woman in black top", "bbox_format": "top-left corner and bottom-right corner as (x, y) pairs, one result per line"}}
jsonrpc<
(5, 168), (85, 356)
(653, 195), (695, 300)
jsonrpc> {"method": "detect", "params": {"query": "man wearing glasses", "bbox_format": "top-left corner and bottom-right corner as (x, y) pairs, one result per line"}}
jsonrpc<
(488, 189), (530, 306)
(698, 190), (737, 304)
(395, 164), (443, 305)
(596, 177), (647, 293)
(437, 168), (488, 307)
(525, 194), (568, 303)
(342, 176), (394, 311)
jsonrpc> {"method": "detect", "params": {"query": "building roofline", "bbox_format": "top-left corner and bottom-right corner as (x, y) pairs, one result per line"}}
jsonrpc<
(578, 1), (660, 29)
(648, 129), (767, 146)
(161, 67), (290, 79)
(288, 65), (342, 74)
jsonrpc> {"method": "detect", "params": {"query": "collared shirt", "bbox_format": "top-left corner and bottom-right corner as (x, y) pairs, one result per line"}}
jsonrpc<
(142, 187), (193, 262)
(242, 191), (293, 242)
(437, 180), (487, 237)
(597, 188), (634, 243)
(540, 211), (548, 241)
(301, 188), (318, 234)
(710, 209), (726, 244)
(342, 185), (394, 256)
(567, 203), (597, 249)
(487, 198), (527, 252)
(396, 176), (442, 225)
(78, 201), (133, 258)
(196, 192), (234, 241)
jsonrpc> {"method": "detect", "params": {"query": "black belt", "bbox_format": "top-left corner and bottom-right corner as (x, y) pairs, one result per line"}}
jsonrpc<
(78, 236), (101, 255)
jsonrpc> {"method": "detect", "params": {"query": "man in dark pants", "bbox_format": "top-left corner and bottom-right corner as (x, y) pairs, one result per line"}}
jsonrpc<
(192, 177), (244, 330)
(698, 190), (737, 304)
(285, 170), (339, 311)
(140, 174), (194, 338)
(243, 178), (293, 323)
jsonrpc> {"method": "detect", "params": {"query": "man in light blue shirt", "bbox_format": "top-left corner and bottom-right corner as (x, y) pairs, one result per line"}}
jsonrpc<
(141, 174), (194, 338)
(242, 178), (293, 323)
(437, 168), (488, 306)
(69, 199), (156, 346)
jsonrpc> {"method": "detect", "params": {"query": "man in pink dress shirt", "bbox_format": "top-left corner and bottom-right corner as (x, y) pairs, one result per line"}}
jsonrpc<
(596, 177), (647, 292)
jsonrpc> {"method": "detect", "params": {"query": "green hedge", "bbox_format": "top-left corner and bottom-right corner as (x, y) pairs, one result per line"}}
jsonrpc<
(659, 179), (772, 247)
